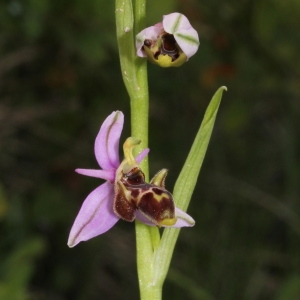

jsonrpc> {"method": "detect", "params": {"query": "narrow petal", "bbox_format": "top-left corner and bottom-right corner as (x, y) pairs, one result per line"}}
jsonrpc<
(135, 207), (195, 228)
(95, 111), (124, 170)
(75, 169), (115, 182)
(136, 23), (164, 57)
(68, 182), (119, 247)
(135, 148), (150, 164)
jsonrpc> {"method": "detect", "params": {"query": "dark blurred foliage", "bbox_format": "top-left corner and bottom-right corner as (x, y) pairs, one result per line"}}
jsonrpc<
(0, 0), (300, 299)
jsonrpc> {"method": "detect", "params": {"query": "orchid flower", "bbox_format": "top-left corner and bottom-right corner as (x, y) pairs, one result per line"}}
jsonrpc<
(136, 12), (200, 67)
(68, 111), (195, 247)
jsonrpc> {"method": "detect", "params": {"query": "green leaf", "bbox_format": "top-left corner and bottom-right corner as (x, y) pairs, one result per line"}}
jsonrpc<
(174, 85), (227, 211)
(152, 86), (227, 286)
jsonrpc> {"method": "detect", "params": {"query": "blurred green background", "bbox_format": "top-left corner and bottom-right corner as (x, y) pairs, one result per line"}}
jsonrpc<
(1, 0), (300, 299)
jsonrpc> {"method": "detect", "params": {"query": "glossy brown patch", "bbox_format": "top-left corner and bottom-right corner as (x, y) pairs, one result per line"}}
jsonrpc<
(123, 167), (145, 185)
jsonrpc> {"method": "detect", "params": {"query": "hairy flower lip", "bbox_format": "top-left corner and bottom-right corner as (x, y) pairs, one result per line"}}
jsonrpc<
(136, 12), (199, 67)
(68, 111), (195, 248)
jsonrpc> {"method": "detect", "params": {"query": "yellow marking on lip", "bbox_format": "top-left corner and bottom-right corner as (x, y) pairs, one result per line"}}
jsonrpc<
(136, 190), (170, 203)
(158, 218), (177, 226)
(152, 192), (170, 202)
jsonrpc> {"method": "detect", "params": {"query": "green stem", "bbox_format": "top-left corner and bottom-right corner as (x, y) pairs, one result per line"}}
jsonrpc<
(115, 0), (161, 299)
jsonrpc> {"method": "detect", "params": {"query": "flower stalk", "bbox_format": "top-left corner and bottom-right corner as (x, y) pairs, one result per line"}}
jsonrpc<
(116, 0), (159, 298)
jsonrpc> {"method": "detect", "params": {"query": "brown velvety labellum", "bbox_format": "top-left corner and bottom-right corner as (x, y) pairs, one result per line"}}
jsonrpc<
(114, 166), (176, 225)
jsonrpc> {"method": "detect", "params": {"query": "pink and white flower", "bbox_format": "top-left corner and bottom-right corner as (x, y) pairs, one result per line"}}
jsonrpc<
(68, 111), (195, 247)
(136, 13), (200, 67)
